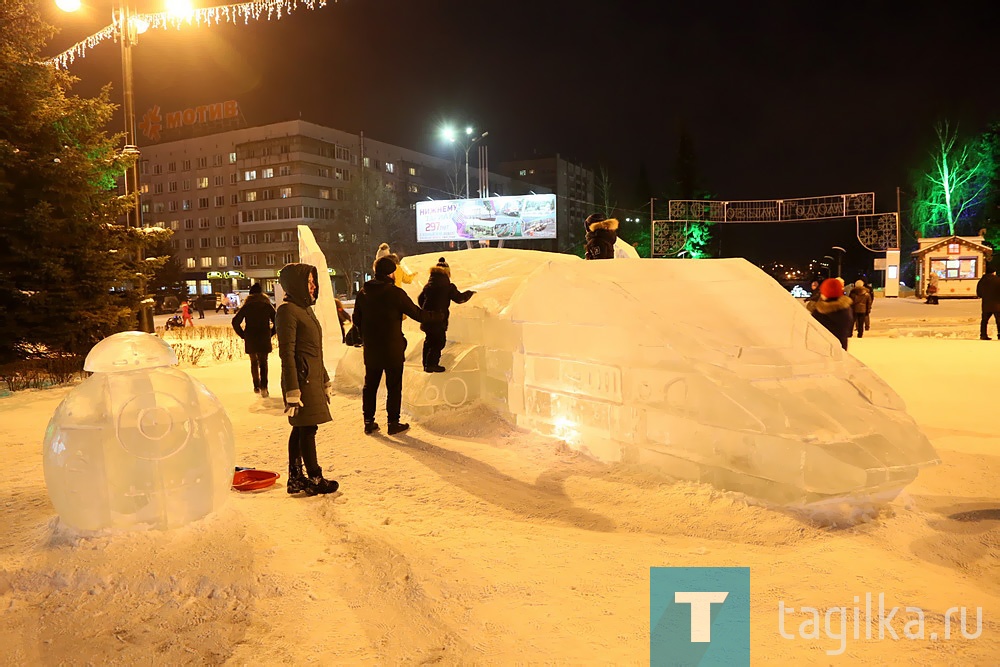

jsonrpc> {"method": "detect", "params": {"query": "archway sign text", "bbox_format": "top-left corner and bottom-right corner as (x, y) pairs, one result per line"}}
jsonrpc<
(652, 193), (898, 257)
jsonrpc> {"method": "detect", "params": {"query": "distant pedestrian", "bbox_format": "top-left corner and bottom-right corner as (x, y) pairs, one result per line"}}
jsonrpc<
(806, 278), (853, 351)
(806, 280), (822, 303)
(848, 279), (872, 338)
(352, 256), (439, 435)
(584, 213), (618, 260)
(231, 283), (277, 397)
(215, 294), (229, 315)
(864, 282), (874, 331)
(976, 265), (1000, 340)
(195, 296), (205, 319)
(418, 257), (475, 372)
(925, 273), (940, 305)
(181, 299), (195, 327)
(276, 263), (339, 496)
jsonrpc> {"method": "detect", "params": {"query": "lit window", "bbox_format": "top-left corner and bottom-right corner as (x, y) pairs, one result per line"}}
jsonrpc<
(244, 170), (257, 181)
(408, 167), (417, 176)
(169, 220), (179, 230)
(948, 243), (961, 254)
(217, 256), (228, 267)
(362, 157), (370, 168)
(280, 187), (292, 198)
(407, 184), (418, 193)
(319, 189), (330, 200)
(385, 162), (394, 174)
(519, 169), (527, 176)
(200, 256), (212, 267)
(246, 191), (257, 202)
(262, 168), (274, 178)
(186, 257), (196, 268)
(229, 152), (237, 164)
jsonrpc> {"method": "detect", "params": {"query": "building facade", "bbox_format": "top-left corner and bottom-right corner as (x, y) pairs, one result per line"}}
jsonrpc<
(497, 154), (595, 253)
(139, 120), (544, 297)
(912, 235), (993, 298)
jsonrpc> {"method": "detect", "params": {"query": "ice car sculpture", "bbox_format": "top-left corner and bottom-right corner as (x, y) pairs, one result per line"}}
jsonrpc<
(334, 248), (939, 505)
(43, 332), (235, 530)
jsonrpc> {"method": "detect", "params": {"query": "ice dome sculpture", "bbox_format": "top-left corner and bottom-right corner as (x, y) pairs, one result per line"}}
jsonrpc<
(335, 248), (939, 505)
(43, 332), (235, 531)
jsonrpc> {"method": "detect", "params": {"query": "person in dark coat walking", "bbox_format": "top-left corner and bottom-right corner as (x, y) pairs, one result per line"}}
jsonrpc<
(584, 214), (618, 260)
(848, 279), (873, 338)
(418, 257), (475, 373)
(276, 263), (338, 496)
(352, 256), (439, 436)
(806, 278), (854, 351)
(976, 266), (1000, 339)
(231, 282), (276, 397)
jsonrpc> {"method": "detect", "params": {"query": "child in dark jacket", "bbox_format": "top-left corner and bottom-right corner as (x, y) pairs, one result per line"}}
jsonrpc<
(584, 214), (619, 260)
(806, 278), (854, 351)
(417, 257), (475, 372)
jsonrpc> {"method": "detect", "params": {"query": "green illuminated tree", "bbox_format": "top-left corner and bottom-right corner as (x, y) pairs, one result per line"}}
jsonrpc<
(0, 0), (138, 364)
(911, 121), (994, 237)
(671, 122), (714, 258)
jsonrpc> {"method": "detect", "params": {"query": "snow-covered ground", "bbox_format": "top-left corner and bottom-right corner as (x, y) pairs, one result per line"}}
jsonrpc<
(1, 296), (997, 664)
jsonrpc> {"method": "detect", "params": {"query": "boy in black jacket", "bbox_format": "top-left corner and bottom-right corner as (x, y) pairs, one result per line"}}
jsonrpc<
(418, 257), (475, 373)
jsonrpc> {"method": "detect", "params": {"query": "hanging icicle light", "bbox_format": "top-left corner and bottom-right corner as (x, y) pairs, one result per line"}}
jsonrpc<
(45, 0), (331, 69)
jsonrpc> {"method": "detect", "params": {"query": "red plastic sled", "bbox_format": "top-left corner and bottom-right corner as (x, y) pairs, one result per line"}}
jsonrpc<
(232, 469), (280, 491)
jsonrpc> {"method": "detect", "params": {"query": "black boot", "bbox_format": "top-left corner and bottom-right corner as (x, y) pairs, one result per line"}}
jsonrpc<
(287, 466), (307, 494)
(304, 474), (339, 495)
(388, 422), (410, 435)
(364, 420), (380, 434)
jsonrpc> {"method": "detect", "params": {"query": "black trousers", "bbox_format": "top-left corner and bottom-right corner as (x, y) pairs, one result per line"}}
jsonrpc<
(981, 312), (998, 339)
(288, 425), (320, 478)
(249, 352), (269, 390)
(363, 361), (404, 423)
(853, 313), (866, 338)
(422, 328), (447, 368)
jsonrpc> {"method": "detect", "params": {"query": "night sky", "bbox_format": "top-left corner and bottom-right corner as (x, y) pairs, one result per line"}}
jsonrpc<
(42, 0), (999, 276)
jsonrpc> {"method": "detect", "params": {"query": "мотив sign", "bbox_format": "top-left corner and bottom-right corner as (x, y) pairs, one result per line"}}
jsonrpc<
(139, 100), (240, 142)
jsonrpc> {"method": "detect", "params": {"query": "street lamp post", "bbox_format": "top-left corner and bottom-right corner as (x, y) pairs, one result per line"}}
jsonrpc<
(50, 0), (330, 331)
(442, 126), (487, 198)
(831, 246), (846, 279)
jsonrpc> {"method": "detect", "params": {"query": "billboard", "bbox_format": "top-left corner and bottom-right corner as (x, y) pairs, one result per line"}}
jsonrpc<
(416, 194), (557, 242)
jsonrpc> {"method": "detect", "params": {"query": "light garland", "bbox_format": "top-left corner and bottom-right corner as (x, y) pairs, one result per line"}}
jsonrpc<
(46, 0), (330, 69)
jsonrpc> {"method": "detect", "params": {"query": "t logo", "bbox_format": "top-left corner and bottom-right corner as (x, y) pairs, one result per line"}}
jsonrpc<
(651, 567), (750, 666)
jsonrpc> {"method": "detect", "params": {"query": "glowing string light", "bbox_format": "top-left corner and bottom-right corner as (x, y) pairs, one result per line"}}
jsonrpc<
(45, 0), (330, 69)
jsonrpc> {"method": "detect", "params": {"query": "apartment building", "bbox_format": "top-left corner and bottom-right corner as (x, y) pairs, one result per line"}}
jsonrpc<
(498, 155), (595, 253)
(140, 120), (544, 296)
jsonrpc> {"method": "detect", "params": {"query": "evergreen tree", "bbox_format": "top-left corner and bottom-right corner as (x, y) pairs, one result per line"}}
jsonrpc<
(0, 0), (137, 363)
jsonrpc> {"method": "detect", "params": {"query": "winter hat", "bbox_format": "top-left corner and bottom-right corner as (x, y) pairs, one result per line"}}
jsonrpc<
(375, 243), (391, 260)
(374, 256), (397, 278)
(819, 278), (844, 299)
(855, 279), (865, 288)
(435, 256), (451, 277)
(249, 283), (262, 294)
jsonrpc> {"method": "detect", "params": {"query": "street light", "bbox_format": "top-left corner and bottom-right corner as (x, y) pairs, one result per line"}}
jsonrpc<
(831, 246), (846, 279)
(50, 0), (330, 332)
(441, 125), (488, 199)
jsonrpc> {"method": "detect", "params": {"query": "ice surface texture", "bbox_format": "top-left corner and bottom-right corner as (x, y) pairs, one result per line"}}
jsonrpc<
(333, 248), (938, 505)
(43, 332), (235, 531)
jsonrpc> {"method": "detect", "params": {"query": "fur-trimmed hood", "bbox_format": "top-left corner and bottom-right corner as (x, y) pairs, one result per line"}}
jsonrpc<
(807, 295), (852, 314)
(588, 217), (619, 232)
(429, 265), (451, 279)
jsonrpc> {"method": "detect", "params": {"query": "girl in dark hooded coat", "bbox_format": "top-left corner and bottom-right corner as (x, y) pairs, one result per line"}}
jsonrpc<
(584, 215), (619, 260)
(417, 257), (475, 372)
(276, 263), (338, 495)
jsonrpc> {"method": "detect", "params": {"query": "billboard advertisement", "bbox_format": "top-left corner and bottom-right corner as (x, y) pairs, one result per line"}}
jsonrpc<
(416, 194), (557, 242)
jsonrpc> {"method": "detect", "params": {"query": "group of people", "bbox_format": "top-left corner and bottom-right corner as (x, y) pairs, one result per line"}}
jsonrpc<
(228, 243), (474, 496)
(805, 278), (873, 350)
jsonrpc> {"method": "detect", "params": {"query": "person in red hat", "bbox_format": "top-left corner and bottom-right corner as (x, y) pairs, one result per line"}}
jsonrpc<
(806, 278), (854, 350)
